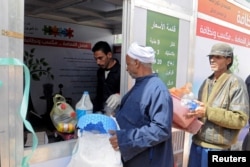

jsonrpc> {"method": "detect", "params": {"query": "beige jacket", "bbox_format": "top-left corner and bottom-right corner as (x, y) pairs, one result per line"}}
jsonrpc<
(193, 71), (249, 149)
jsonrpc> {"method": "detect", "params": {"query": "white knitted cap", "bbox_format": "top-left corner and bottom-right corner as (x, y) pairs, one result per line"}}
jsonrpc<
(127, 42), (155, 63)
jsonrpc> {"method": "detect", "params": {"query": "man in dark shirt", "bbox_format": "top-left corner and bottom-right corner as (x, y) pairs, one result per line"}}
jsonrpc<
(242, 75), (250, 151)
(92, 41), (121, 113)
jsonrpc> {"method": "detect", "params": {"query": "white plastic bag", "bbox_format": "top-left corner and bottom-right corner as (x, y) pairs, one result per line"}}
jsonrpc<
(67, 131), (123, 167)
(50, 94), (77, 133)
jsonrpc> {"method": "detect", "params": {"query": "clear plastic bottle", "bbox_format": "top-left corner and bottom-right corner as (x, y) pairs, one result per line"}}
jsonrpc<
(75, 91), (93, 120)
(180, 92), (199, 112)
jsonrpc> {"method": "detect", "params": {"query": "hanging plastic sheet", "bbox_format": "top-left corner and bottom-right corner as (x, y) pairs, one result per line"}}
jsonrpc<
(0, 58), (38, 167)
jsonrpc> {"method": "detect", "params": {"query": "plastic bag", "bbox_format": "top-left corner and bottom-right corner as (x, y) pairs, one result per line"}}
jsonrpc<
(50, 94), (76, 133)
(169, 83), (203, 134)
(67, 114), (123, 167)
(67, 132), (123, 167)
(169, 83), (192, 98)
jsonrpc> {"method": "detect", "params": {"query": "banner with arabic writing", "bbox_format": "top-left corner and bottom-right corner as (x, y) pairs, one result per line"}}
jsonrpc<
(146, 10), (179, 88)
(198, 0), (250, 30)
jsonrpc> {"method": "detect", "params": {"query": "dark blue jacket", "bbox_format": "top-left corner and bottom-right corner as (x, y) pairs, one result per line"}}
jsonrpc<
(115, 74), (174, 167)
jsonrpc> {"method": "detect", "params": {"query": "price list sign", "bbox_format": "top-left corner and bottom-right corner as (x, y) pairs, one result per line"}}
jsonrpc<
(146, 10), (179, 88)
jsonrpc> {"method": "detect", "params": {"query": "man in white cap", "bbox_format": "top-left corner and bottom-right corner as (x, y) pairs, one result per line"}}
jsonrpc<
(187, 43), (249, 167)
(109, 42), (174, 167)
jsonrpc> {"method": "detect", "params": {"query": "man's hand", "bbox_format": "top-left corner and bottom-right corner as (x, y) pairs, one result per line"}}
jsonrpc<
(109, 130), (119, 151)
(186, 100), (206, 118)
(106, 94), (121, 110)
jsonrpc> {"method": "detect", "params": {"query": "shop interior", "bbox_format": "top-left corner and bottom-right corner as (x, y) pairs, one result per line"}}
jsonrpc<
(25, 0), (123, 34)
(24, 0), (123, 145)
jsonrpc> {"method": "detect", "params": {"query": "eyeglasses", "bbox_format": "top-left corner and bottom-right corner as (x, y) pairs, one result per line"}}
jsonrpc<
(208, 55), (229, 59)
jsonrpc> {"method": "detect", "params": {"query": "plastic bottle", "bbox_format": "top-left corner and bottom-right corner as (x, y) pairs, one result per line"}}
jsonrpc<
(180, 92), (199, 112)
(75, 91), (93, 120)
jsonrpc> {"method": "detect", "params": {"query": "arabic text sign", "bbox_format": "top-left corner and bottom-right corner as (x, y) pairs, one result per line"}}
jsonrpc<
(198, 0), (250, 30)
(197, 18), (250, 48)
(24, 37), (91, 49)
(146, 10), (179, 88)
